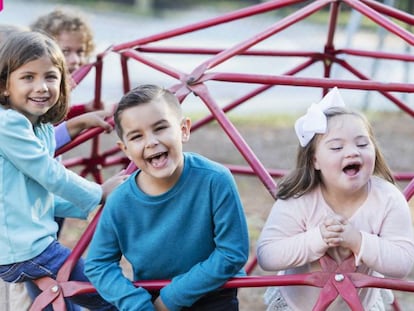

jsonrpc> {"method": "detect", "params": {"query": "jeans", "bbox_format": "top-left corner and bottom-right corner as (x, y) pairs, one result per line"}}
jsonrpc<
(0, 241), (116, 311)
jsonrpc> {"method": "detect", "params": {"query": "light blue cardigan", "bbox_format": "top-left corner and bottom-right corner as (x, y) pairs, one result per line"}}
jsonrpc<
(0, 107), (102, 265)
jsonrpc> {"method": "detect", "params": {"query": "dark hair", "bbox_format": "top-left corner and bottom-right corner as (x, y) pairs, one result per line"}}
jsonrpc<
(0, 31), (70, 124)
(277, 106), (395, 200)
(114, 84), (182, 139)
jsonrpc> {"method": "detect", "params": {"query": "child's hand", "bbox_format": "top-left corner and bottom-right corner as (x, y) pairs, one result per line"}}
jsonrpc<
(320, 214), (362, 254)
(66, 110), (113, 138)
(337, 219), (362, 255)
(154, 296), (169, 311)
(320, 215), (346, 247)
(100, 170), (129, 203)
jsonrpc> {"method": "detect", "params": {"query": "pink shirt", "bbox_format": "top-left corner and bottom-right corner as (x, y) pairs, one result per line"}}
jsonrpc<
(257, 176), (414, 310)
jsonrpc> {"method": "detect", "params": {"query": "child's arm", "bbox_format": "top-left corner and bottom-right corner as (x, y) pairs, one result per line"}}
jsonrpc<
(54, 110), (113, 149)
(257, 198), (329, 271)
(0, 109), (123, 216)
(352, 191), (414, 278)
(65, 110), (113, 138)
(85, 192), (156, 310)
(54, 170), (127, 219)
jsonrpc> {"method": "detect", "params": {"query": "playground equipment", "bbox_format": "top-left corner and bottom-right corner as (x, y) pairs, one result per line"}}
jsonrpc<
(31, 0), (414, 309)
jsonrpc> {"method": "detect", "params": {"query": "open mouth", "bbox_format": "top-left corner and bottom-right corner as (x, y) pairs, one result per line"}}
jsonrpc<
(343, 163), (361, 176)
(147, 151), (168, 168)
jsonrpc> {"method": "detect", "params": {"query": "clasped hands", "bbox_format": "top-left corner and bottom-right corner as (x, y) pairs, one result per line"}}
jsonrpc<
(320, 214), (362, 255)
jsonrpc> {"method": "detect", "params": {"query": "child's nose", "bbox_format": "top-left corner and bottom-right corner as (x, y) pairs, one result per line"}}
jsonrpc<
(36, 80), (48, 92)
(66, 51), (81, 67)
(345, 145), (360, 157)
(145, 133), (159, 148)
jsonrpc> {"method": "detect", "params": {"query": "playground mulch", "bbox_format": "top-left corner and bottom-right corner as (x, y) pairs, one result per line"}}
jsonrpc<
(60, 110), (414, 310)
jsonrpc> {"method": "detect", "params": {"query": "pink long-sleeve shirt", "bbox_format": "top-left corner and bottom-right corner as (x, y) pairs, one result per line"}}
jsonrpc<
(257, 176), (414, 310)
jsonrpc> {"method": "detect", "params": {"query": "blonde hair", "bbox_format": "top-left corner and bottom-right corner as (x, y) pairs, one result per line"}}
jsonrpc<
(277, 107), (395, 200)
(31, 8), (95, 58)
(0, 31), (70, 124)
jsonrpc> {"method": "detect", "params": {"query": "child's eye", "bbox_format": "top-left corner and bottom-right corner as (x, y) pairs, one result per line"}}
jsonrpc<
(61, 49), (70, 56)
(46, 74), (59, 81)
(155, 125), (167, 132)
(329, 146), (342, 151)
(131, 134), (142, 141)
(357, 143), (368, 148)
(76, 50), (86, 57)
(22, 75), (33, 81)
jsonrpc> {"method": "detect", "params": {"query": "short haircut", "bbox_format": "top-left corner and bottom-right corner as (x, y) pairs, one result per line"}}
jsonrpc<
(114, 84), (182, 139)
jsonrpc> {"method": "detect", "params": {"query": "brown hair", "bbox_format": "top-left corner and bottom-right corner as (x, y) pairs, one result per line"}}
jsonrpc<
(277, 106), (395, 200)
(0, 31), (70, 124)
(114, 84), (182, 139)
(31, 8), (95, 58)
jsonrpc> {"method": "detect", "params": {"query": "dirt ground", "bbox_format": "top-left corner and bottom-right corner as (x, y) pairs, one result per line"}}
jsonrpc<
(60, 110), (414, 310)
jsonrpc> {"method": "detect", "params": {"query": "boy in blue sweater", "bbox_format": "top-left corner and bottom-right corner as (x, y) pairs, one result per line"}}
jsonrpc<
(85, 84), (249, 310)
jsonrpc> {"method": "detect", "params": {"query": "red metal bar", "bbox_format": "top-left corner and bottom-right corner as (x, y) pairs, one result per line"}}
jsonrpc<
(202, 72), (414, 93)
(112, 0), (308, 50)
(338, 48), (414, 62)
(343, 0), (414, 45)
(335, 58), (414, 117)
(190, 83), (278, 198)
(360, 0), (414, 24)
(403, 178), (414, 200)
(121, 49), (185, 81)
(192, 0), (332, 75)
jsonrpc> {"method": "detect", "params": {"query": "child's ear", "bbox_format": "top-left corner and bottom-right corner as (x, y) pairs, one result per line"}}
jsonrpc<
(313, 156), (320, 170)
(117, 140), (132, 160)
(181, 117), (191, 143)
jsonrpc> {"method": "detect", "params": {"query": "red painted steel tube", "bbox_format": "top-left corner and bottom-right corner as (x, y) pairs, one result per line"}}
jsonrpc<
(344, 0), (414, 45)
(112, 0), (307, 50)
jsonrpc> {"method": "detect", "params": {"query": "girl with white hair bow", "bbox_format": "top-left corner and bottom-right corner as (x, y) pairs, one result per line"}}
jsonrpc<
(256, 87), (414, 311)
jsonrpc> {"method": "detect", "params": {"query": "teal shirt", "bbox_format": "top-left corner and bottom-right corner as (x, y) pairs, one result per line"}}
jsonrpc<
(85, 152), (249, 311)
(0, 107), (102, 264)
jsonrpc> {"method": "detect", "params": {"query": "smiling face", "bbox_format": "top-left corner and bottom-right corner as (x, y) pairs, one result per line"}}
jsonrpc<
(117, 98), (191, 193)
(5, 55), (61, 124)
(313, 113), (375, 197)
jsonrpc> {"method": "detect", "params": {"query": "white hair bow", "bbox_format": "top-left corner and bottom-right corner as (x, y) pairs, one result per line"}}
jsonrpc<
(294, 87), (345, 147)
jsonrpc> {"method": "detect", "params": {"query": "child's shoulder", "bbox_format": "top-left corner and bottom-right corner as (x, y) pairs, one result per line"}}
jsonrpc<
(184, 152), (229, 174)
(370, 175), (405, 200)
(0, 107), (29, 127)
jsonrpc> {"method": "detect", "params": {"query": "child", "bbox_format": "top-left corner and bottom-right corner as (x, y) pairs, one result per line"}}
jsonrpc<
(85, 84), (249, 310)
(0, 24), (113, 311)
(256, 87), (414, 310)
(0, 23), (113, 150)
(30, 8), (95, 76)
(31, 8), (97, 118)
(0, 31), (126, 310)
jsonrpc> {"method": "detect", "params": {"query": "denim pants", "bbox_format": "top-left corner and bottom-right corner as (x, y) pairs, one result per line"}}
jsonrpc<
(0, 241), (116, 311)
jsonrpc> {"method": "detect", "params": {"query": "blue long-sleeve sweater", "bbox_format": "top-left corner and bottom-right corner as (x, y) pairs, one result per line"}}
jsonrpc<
(0, 107), (102, 265)
(85, 152), (249, 311)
